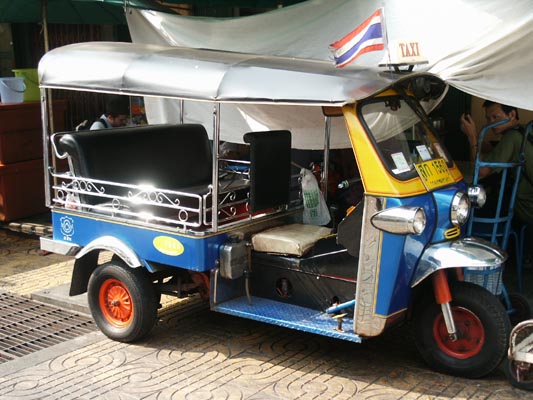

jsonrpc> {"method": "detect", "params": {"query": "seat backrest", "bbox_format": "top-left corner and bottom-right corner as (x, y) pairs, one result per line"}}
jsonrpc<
(56, 124), (212, 194)
(243, 130), (291, 212)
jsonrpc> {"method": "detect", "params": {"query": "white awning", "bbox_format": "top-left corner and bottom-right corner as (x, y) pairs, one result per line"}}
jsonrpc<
(127, 0), (533, 111)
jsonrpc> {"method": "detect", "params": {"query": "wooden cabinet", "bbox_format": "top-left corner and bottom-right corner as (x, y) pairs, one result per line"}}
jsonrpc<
(0, 100), (67, 221)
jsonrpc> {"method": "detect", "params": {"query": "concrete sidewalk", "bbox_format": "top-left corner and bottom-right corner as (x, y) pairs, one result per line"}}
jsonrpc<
(1, 228), (533, 399)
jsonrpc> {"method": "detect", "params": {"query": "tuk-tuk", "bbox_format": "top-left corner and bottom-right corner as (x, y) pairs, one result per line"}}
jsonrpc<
(38, 41), (509, 379)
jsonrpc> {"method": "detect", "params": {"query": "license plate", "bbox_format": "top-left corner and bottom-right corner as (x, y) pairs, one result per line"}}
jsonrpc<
(415, 158), (454, 190)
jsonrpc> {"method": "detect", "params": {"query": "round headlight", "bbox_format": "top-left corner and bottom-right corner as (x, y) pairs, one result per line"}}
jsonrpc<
(412, 207), (427, 234)
(451, 191), (470, 226)
(467, 185), (487, 208)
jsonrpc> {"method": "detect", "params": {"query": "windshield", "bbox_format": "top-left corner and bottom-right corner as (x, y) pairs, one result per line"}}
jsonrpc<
(361, 97), (451, 180)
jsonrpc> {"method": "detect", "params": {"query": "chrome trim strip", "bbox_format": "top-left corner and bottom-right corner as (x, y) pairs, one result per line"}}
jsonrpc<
(354, 196), (387, 337)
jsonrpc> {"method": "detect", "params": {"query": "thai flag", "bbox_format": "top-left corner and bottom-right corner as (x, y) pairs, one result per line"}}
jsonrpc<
(329, 9), (385, 68)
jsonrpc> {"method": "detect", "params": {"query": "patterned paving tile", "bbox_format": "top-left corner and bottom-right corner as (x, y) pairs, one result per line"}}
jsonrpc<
(0, 303), (529, 400)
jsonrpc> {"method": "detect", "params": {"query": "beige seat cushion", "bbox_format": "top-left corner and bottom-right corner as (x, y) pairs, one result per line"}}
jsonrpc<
(251, 223), (332, 256)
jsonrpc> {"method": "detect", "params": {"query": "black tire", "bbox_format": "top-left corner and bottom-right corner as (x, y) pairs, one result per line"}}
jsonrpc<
(505, 358), (533, 391)
(504, 292), (532, 326)
(413, 281), (511, 378)
(88, 261), (158, 342)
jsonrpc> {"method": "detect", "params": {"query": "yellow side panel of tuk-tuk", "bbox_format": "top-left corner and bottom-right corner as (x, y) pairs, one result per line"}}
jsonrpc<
(342, 104), (462, 197)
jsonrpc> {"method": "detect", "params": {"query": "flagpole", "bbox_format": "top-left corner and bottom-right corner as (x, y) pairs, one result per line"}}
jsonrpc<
(380, 6), (394, 77)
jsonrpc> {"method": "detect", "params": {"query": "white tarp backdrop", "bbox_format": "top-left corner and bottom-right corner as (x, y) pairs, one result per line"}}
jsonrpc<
(126, 0), (533, 147)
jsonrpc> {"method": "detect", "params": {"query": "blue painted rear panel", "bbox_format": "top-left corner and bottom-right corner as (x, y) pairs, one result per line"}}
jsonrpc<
(52, 210), (226, 272)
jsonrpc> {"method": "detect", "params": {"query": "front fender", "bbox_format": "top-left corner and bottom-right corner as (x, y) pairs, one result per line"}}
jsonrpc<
(411, 237), (507, 287)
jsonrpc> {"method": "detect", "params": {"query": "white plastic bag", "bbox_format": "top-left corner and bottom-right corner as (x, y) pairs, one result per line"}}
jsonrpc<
(301, 168), (331, 226)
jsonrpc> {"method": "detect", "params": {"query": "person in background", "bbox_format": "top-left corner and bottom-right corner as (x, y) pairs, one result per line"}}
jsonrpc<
(460, 100), (533, 225)
(461, 101), (533, 268)
(90, 95), (130, 130)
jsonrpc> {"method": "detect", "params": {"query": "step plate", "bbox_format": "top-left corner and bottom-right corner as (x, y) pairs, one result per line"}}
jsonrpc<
(213, 296), (362, 343)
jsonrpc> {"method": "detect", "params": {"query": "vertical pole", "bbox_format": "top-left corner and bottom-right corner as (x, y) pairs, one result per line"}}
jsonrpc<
(179, 99), (184, 124)
(42, 0), (55, 134)
(211, 103), (220, 231)
(40, 88), (52, 207)
(322, 115), (331, 201)
(42, 0), (49, 53)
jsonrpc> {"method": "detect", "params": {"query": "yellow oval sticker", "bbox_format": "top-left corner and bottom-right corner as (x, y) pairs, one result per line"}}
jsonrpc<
(153, 236), (185, 256)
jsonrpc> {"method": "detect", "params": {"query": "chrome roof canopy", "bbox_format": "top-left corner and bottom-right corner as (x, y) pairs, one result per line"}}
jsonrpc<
(38, 41), (446, 106)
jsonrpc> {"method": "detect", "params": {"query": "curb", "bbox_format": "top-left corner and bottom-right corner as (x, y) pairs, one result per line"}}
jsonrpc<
(31, 284), (91, 316)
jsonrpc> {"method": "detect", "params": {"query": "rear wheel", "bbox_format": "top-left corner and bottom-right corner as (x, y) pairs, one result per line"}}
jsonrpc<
(413, 281), (510, 378)
(88, 261), (158, 342)
(503, 292), (532, 326)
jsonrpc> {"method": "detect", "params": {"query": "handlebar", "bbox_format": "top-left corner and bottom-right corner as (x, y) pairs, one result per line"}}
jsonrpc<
(337, 177), (362, 189)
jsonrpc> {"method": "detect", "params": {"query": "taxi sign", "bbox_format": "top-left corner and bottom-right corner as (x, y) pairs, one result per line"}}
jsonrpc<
(415, 158), (454, 190)
(379, 39), (428, 67)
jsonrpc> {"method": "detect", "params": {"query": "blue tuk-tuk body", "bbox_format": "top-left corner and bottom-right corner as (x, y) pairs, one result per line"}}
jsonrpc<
(39, 41), (509, 379)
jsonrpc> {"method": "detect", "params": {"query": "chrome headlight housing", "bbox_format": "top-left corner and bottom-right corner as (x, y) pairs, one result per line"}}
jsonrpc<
(371, 206), (426, 235)
(451, 191), (470, 226)
(467, 185), (487, 208)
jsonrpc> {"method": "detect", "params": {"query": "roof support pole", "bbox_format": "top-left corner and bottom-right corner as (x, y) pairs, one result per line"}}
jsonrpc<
(211, 103), (221, 231)
(41, 87), (52, 207)
(322, 115), (331, 201)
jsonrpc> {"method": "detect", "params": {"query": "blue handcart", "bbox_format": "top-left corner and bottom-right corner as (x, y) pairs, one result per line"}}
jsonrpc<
(466, 119), (532, 325)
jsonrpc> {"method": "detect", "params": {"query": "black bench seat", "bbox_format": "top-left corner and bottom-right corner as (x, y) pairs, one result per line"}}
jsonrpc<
(55, 124), (213, 223)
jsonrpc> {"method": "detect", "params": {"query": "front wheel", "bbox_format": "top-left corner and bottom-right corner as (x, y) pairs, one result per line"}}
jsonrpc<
(88, 261), (158, 342)
(413, 281), (510, 378)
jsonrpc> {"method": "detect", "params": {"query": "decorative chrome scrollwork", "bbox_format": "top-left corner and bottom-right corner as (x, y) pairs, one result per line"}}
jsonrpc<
(218, 190), (237, 207)
(56, 178), (106, 201)
(111, 198), (122, 210)
(178, 209), (190, 222)
(68, 178), (106, 195)
(56, 187), (68, 201)
(127, 188), (181, 206)
(219, 206), (237, 218)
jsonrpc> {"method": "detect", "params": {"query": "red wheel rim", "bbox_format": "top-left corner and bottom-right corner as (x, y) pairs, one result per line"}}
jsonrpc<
(433, 306), (485, 359)
(99, 278), (134, 327)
